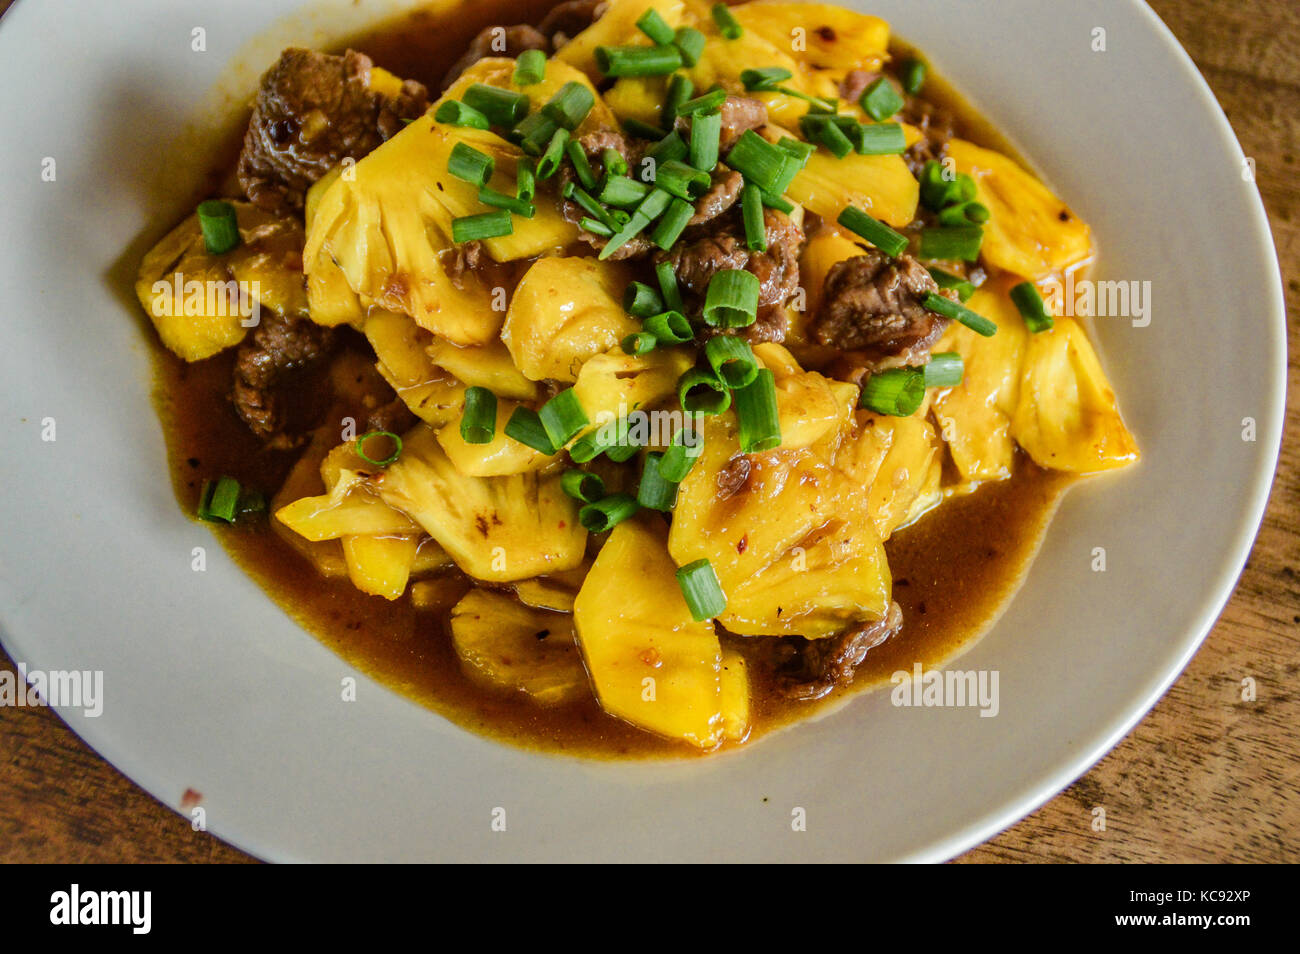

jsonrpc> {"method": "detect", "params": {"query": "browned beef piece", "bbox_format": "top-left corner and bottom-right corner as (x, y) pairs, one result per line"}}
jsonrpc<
(232, 313), (336, 449)
(838, 69), (878, 104)
(661, 207), (803, 309)
(238, 49), (428, 214)
(777, 602), (903, 701)
(689, 169), (744, 226)
(744, 303), (788, 344)
(440, 24), (551, 91)
(811, 251), (954, 368)
(539, 0), (608, 48)
(901, 94), (954, 177)
(676, 95), (768, 153)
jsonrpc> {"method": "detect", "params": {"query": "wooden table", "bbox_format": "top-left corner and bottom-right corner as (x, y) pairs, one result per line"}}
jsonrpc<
(0, 0), (1295, 864)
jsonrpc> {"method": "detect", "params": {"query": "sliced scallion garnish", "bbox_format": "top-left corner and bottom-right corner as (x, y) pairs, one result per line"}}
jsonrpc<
(733, 367), (780, 452)
(837, 206), (909, 259)
(702, 268), (760, 328)
(1010, 281), (1055, 333)
(459, 387), (498, 444)
(676, 559), (727, 622)
(922, 291), (997, 337)
(197, 200), (240, 256)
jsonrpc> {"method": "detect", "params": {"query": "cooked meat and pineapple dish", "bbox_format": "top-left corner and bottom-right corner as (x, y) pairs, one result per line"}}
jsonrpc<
(136, 0), (1138, 754)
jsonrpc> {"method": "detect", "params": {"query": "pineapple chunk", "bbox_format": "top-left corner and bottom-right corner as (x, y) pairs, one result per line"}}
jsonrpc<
(719, 648), (751, 743)
(948, 139), (1094, 281)
(378, 425), (586, 582)
(365, 310), (466, 426)
(604, 76), (671, 126)
(669, 413), (892, 638)
(732, 4), (889, 71)
(275, 469), (423, 541)
(342, 534), (419, 600)
(572, 347), (695, 437)
(450, 589), (589, 706)
(574, 516), (724, 748)
(136, 201), (307, 361)
(836, 408), (944, 539)
(436, 398), (556, 476)
(785, 146), (919, 228)
(513, 559), (592, 613)
(1011, 318), (1140, 473)
(270, 429), (348, 579)
(556, 0), (686, 80)
(426, 336), (538, 401)
(754, 343), (858, 451)
(931, 277), (1029, 481)
(410, 573), (472, 613)
(504, 257), (639, 383)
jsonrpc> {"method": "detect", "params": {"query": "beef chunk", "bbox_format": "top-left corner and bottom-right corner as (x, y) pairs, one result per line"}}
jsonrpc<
(677, 94), (768, 153)
(689, 169), (744, 226)
(777, 602), (903, 701)
(232, 313), (336, 448)
(238, 48), (428, 214)
(811, 251), (953, 368)
(901, 95), (955, 177)
(539, 0), (608, 48)
(661, 207), (803, 310)
(440, 25), (550, 91)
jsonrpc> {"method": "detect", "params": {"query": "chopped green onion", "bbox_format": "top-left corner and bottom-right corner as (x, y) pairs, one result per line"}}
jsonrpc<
(600, 174), (651, 207)
(741, 184), (766, 252)
(776, 136), (816, 163)
(462, 83), (529, 126)
(711, 3), (743, 39)
(478, 186), (535, 217)
(660, 425), (704, 481)
(1010, 281), (1055, 333)
(741, 66), (793, 91)
(760, 191), (794, 213)
(859, 77), (905, 121)
(622, 331), (658, 354)
(448, 142), (495, 186)
(624, 118), (672, 141)
(513, 49), (547, 86)
(236, 488), (267, 518)
(569, 418), (631, 463)
(451, 209), (513, 243)
(922, 291), (997, 337)
(537, 127), (571, 179)
(356, 430), (404, 468)
(197, 200), (240, 255)
(812, 116), (854, 158)
(644, 310), (693, 344)
(677, 87), (727, 116)
(595, 44), (683, 77)
(539, 388), (589, 448)
(733, 367), (780, 452)
(600, 188), (672, 259)
(678, 367), (732, 415)
(602, 147), (629, 178)
(460, 386), (497, 444)
(636, 8), (676, 45)
(689, 109), (722, 171)
(624, 281), (665, 317)
(900, 57), (927, 96)
(434, 99), (490, 129)
(654, 158), (711, 200)
(637, 452), (680, 512)
(561, 469), (606, 503)
(642, 128), (691, 170)
(923, 352), (964, 388)
(564, 180), (619, 232)
(673, 26), (707, 67)
(676, 558), (727, 621)
(919, 226), (984, 262)
(837, 206), (908, 258)
(702, 268), (760, 328)
(851, 122), (906, 155)
(513, 111), (560, 156)
(198, 475), (242, 522)
(543, 81), (595, 130)
(579, 493), (640, 533)
(581, 216), (614, 236)
(565, 139), (599, 190)
(937, 200), (990, 227)
(650, 196), (694, 249)
(860, 367), (925, 416)
(705, 335), (758, 389)
(919, 162), (977, 210)
(656, 260), (683, 312)
(663, 73), (694, 126)
(725, 130), (786, 193)
(504, 406), (555, 454)
(927, 268), (975, 302)
(515, 157), (536, 200)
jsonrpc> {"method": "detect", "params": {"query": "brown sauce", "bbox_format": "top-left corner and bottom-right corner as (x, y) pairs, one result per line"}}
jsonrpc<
(148, 1), (1075, 759)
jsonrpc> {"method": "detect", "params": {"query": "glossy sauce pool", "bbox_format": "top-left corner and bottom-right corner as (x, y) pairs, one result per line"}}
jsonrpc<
(150, 1), (1075, 759)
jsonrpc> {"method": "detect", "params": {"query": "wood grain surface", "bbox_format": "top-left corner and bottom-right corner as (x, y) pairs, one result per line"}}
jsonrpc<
(0, 0), (1295, 864)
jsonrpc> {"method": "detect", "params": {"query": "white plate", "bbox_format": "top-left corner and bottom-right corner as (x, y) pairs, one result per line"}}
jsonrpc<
(0, 0), (1284, 862)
